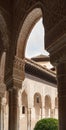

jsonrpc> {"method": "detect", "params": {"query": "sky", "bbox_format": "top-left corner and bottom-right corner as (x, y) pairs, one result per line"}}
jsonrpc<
(25, 18), (49, 58)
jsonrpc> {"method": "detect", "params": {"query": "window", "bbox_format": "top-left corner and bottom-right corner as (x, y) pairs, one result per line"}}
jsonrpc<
(36, 96), (39, 103)
(22, 106), (25, 114)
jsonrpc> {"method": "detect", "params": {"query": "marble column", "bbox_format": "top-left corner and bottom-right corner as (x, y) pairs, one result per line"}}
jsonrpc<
(8, 88), (19, 130)
(41, 96), (45, 118)
(51, 99), (55, 118)
(1, 97), (7, 130)
(8, 56), (25, 130)
(0, 83), (6, 130)
(27, 108), (31, 130)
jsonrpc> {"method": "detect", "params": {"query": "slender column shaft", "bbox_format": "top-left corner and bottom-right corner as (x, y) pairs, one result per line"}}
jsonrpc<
(41, 106), (45, 118)
(8, 88), (19, 130)
(57, 62), (66, 130)
(27, 108), (31, 130)
(41, 96), (45, 118)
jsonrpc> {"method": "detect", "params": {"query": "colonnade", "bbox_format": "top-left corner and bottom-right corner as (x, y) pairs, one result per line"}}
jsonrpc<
(0, 55), (33, 130)
(21, 89), (58, 130)
(0, 48), (66, 130)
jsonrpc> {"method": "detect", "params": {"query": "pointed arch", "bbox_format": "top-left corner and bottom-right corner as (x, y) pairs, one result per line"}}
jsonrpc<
(45, 95), (51, 109)
(34, 92), (42, 107)
(34, 92), (42, 120)
(45, 95), (51, 118)
(22, 90), (28, 107)
(16, 7), (43, 59)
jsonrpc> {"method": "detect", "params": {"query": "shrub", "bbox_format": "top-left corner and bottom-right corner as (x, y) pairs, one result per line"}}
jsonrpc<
(34, 118), (58, 130)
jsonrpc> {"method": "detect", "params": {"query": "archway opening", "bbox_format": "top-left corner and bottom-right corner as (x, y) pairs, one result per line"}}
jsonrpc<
(55, 97), (58, 119)
(20, 91), (28, 130)
(22, 90), (28, 114)
(34, 93), (42, 120)
(25, 18), (49, 59)
(17, 8), (44, 58)
(45, 95), (51, 118)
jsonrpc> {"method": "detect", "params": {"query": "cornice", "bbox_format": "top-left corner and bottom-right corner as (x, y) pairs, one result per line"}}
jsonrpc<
(25, 59), (57, 85)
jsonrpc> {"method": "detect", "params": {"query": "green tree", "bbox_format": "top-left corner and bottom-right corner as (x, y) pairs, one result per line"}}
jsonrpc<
(34, 118), (58, 130)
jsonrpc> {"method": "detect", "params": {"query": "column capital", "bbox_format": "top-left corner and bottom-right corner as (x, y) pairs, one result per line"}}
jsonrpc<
(47, 34), (66, 66)
(5, 56), (25, 90)
(13, 56), (25, 88)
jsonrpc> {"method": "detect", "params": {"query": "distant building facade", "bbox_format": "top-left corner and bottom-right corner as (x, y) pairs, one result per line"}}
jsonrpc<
(19, 57), (58, 130)
(1, 57), (58, 130)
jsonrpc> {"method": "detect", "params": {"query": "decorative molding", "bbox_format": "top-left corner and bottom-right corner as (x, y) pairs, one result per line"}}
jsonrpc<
(14, 56), (25, 71)
(4, 56), (25, 90)
(13, 56), (25, 89)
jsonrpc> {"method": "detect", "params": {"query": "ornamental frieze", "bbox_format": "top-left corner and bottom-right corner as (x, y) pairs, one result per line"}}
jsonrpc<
(13, 56), (25, 87)
(13, 56), (25, 71)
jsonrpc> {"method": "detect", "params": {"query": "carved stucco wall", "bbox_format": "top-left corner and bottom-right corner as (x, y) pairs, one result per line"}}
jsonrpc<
(19, 73), (58, 130)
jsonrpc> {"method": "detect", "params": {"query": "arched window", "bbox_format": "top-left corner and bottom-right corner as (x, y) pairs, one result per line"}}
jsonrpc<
(45, 95), (51, 109)
(36, 96), (40, 103)
(22, 106), (25, 114)
(22, 91), (28, 107)
(22, 91), (28, 114)
(34, 93), (41, 106)
(45, 95), (51, 117)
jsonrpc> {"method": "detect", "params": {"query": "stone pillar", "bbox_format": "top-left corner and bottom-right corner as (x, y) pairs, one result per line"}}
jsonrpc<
(48, 35), (66, 130)
(41, 96), (45, 118)
(50, 109), (54, 118)
(41, 107), (44, 119)
(55, 107), (58, 119)
(1, 97), (7, 130)
(8, 88), (19, 130)
(7, 56), (25, 130)
(56, 62), (66, 130)
(27, 108), (31, 130)
(51, 99), (55, 118)
(0, 83), (6, 130)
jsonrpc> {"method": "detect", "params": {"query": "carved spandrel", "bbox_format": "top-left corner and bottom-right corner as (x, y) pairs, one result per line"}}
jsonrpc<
(14, 56), (25, 71)
(13, 56), (25, 88)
